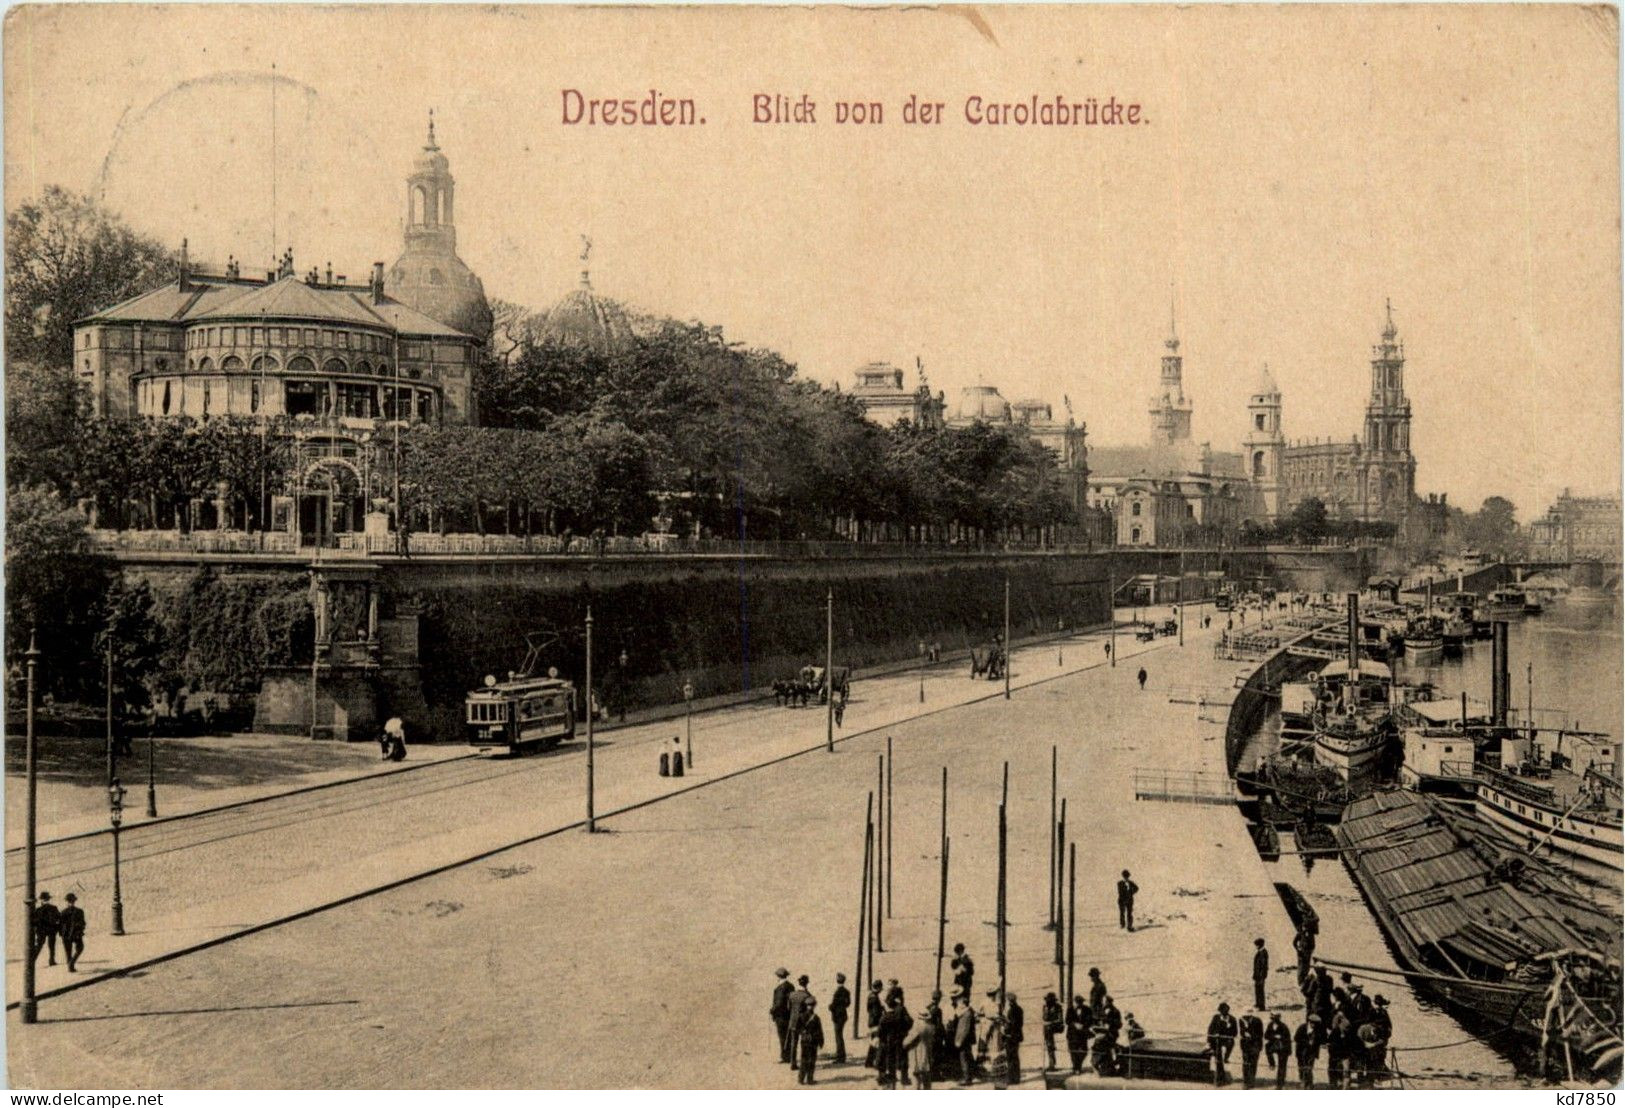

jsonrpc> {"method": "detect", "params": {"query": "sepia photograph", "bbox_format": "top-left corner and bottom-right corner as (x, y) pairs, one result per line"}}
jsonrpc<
(1, 2), (1621, 1093)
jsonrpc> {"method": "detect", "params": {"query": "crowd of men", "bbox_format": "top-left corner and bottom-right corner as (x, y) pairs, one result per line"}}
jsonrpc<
(769, 924), (1396, 1089)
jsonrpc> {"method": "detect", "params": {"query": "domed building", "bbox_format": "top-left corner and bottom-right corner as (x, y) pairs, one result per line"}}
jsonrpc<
(385, 115), (494, 346)
(947, 384), (1013, 426)
(533, 260), (638, 355)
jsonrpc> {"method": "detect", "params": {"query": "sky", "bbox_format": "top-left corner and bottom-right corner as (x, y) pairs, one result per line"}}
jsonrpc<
(5, 4), (1620, 518)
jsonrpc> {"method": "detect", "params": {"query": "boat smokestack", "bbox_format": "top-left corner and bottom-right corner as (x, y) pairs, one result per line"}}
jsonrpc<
(1347, 591), (1360, 671)
(1491, 620), (1510, 727)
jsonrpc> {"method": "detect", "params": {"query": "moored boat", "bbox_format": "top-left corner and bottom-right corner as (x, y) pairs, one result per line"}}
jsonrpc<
(1335, 789), (1623, 1081)
(1486, 585), (1528, 618)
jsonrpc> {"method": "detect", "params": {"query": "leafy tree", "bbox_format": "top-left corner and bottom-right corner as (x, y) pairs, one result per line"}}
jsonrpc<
(6, 186), (172, 369)
(4, 484), (114, 697)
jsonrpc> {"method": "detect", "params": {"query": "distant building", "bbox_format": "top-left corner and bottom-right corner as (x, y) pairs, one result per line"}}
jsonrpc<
(849, 362), (944, 428)
(1528, 491), (1622, 560)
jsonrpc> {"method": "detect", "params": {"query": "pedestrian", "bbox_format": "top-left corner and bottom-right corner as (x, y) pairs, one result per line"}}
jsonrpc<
(1364, 995), (1393, 1083)
(1327, 1006), (1352, 1088)
(1092, 996), (1122, 1076)
(1293, 928), (1315, 986)
(864, 979), (885, 1068)
(1206, 1002), (1238, 1086)
(59, 892), (86, 973)
(787, 974), (813, 1063)
(952, 996), (979, 1085)
(1308, 965), (1334, 1025)
(1041, 992), (1063, 1069)
(1124, 1013), (1146, 1044)
(1116, 870), (1138, 931)
(381, 717), (407, 761)
(833, 693), (845, 728)
(1064, 995), (1091, 1074)
(829, 973), (851, 1063)
(1136, 666), (1147, 690)
(1252, 937), (1270, 1011)
(796, 996), (825, 1085)
(903, 1002), (940, 1089)
(885, 977), (905, 1008)
(1004, 993), (1024, 1086)
(1103, 641), (1111, 658)
(771, 968), (794, 1064)
(950, 943), (975, 996)
(1238, 1010), (1264, 1089)
(1294, 1015), (1323, 1089)
(1087, 967), (1107, 1018)
(877, 992), (915, 1088)
(32, 892), (60, 966)
(1264, 1012), (1292, 1089)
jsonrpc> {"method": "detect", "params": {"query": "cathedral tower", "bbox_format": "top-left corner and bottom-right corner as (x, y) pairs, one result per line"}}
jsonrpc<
(1362, 299), (1416, 523)
(1148, 307), (1193, 446)
(1244, 364), (1284, 520)
(386, 113), (493, 345)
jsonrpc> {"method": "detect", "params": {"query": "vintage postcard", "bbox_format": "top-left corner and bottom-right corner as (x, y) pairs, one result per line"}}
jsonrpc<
(3, 2), (1621, 1094)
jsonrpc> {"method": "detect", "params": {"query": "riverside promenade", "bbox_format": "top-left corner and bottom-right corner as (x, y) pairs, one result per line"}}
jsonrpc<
(8, 604), (1513, 1088)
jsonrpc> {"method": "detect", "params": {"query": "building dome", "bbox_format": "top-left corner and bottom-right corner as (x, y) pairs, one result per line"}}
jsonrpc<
(534, 274), (637, 355)
(951, 384), (1011, 424)
(384, 116), (493, 346)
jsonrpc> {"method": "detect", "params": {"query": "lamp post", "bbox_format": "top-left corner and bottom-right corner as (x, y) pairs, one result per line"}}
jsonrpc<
(105, 640), (115, 786)
(108, 778), (127, 936)
(585, 606), (595, 832)
(683, 681), (695, 769)
(1003, 575), (1011, 700)
(21, 632), (41, 1024)
(825, 588), (834, 753)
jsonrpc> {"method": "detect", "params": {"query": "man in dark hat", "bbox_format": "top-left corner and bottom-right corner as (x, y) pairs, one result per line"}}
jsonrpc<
(829, 973), (851, 1063)
(1206, 1002), (1238, 1086)
(952, 994), (979, 1085)
(1087, 967), (1107, 1018)
(1137, 666), (1147, 690)
(1116, 870), (1139, 931)
(32, 891), (60, 966)
(1093, 995), (1123, 1076)
(864, 980), (885, 1068)
(1252, 938), (1270, 1011)
(1294, 1014), (1323, 1089)
(771, 968), (794, 1064)
(787, 975), (814, 1062)
(876, 991), (914, 1088)
(1364, 995), (1393, 1083)
(1003, 992), (1025, 1086)
(1264, 1011), (1292, 1089)
(1065, 995), (1091, 1074)
(885, 978), (905, 1008)
(1237, 1008), (1265, 1089)
(58, 893), (86, 972)
(796, 995), (825, 1085)
(1041, 992), (1064, 1070)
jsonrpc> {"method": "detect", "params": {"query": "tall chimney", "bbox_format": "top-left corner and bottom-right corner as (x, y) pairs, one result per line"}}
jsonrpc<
(178, 237), (190, 290)
(1346, 591), (1360, 671)
(1490, 620), (1510, 728)
(371, 262), (386, 304)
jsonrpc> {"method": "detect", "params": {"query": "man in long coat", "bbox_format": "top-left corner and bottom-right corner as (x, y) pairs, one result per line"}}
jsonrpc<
(796, 997), (825, 1085)
(770, 968), (794, 1064)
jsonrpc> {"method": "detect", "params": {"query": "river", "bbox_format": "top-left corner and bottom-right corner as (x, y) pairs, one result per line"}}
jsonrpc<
(1246, 593), (1621, 1084)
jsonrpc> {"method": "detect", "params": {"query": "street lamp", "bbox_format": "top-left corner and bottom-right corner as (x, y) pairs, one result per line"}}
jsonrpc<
(585, 607), (596, 833)
(21, 631), (41, 1024)
(108, 778), (127, 936)
(618, 649), (629, 722)
(146, 734), (158, 819)
(683, 681), (695, 768)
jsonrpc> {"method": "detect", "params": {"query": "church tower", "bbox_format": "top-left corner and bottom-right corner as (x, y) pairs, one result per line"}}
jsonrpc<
(1244, 365), (1284, 520)
(1148, 307), (1193, 446)
(1361, 299), (1416, 523)
(386, 113), (493, 345)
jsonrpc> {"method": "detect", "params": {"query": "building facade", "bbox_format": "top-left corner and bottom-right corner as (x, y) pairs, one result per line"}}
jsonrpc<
(1528, 491), (1623, 561)
(848, 362), (945, 428)
(1242, 366), (1284, 520)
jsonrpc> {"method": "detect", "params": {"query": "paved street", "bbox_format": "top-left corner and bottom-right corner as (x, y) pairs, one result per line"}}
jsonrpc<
(7, 604), (1515, 1088)
(4, 611), (1183, 1005)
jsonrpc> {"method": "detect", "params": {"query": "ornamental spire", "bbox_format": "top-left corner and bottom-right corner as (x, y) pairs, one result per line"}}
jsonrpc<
(425, 108), (438, 150)
(1382, 296), (1397, 341)
(1166, 288), (1179, 352)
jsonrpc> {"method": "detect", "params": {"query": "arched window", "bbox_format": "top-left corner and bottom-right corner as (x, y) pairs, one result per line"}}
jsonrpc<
(1254, 413), (1266, 431)
(1253, 451), (1266, 478)
(1131, 527), (1142, 543)
(198, 357), (213, 373)
(221, 355), (244, 372)
(412, 184), (430, 224)
(355, 360), (372, 376)
(155, 357), (169, 372)
(251, 355), (278, 375)
(287, 355), (316, 375)
(322, 357), (348, 376)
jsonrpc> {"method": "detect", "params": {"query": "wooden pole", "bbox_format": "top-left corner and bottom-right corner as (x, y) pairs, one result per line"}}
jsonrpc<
(1004, 575), (1012, 700)
(886, 734), (894, 919)
(1001, 759), (1010, 811)
(855, 792), (873, 1038)
(1054, 798), (1066, 966)
(1066, 841), (1077, 1005)
(941, 764), (948, 853)
(997, 802), (1008, 1017)
(935, 835), (950, 993)
(1108, 567), (1117, 667)
(585, 606), (595, 832)
(826, 588), (835, 752)
(1047, 745), (1057, 930)
(875, 753), (885, 951)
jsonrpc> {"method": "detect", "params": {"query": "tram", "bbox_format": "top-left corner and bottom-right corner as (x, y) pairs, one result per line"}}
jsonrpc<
(466, 671), (578, 753)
